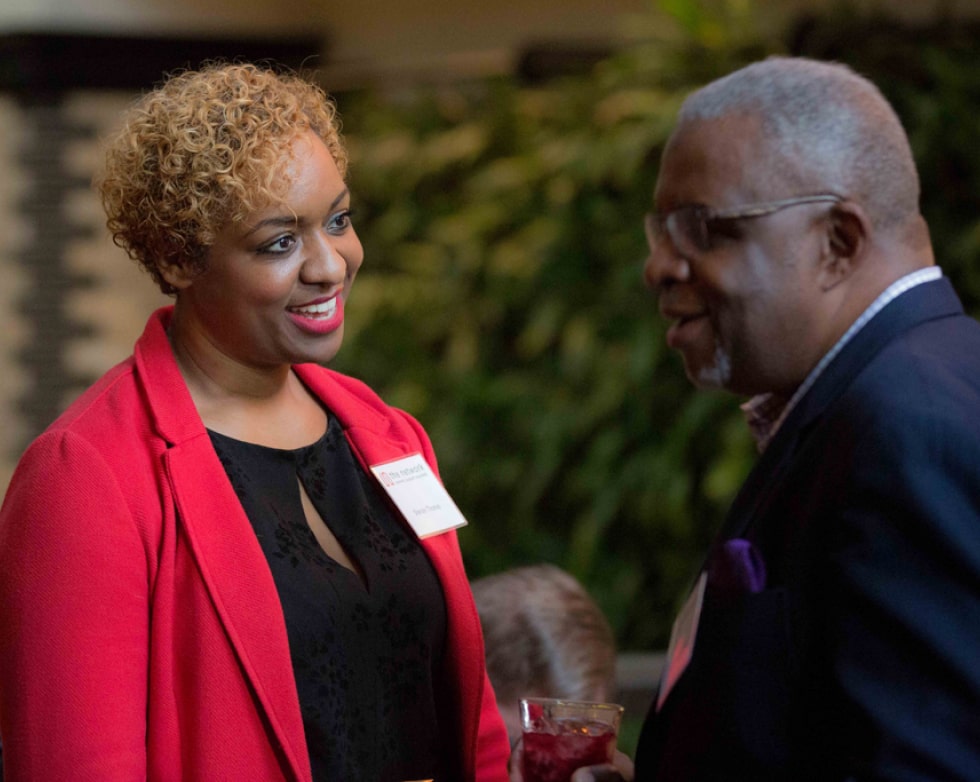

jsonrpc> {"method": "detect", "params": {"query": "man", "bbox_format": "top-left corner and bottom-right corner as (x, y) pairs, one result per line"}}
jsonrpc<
(628, 56), (980, 780)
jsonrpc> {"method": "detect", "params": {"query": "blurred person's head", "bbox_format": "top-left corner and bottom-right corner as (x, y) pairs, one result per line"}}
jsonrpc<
(472, 564), (617, 745)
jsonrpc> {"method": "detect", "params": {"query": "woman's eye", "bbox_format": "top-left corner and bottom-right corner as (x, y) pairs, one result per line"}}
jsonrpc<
(327, 209), (353, 234)
(260, 235), (296, 254)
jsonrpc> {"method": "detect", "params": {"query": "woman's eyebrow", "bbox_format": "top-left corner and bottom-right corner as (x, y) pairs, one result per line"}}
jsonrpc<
(243, 188), (350, 237)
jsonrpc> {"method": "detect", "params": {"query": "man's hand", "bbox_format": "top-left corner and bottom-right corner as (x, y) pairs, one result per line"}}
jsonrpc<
(570, 750), (635, 782)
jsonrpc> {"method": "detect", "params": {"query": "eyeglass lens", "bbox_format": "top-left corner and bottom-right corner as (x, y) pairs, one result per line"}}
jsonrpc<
(645, 208), (709, 256)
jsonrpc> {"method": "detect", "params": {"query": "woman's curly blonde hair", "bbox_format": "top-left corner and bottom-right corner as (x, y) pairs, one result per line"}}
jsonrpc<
(98, 62), (347, 294)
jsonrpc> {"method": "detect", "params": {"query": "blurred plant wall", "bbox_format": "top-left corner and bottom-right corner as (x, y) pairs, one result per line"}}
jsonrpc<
(332, 0), (980, 650)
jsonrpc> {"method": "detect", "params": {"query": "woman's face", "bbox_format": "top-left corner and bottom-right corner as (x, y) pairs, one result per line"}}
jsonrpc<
(169, 130), (363, 371)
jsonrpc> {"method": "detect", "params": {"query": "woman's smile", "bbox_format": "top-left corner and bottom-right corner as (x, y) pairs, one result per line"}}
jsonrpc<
(286, 294), (344, 334)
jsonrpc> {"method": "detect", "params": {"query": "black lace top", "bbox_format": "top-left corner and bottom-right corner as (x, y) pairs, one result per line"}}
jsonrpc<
(208, 414), (448, 781)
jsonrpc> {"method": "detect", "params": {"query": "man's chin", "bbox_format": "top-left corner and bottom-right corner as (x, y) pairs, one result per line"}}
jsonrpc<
(688, 348), (732, 390)
(691, 371), (728, 390)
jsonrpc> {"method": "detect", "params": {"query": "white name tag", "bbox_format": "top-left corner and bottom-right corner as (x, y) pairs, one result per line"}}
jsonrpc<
(370, 453), (469, 538)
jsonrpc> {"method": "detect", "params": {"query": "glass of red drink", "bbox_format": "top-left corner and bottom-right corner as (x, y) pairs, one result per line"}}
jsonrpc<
(519, 697), (624, 782)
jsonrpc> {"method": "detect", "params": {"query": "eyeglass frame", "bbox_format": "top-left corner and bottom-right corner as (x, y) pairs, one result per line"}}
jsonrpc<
(645, 194), (844, 256)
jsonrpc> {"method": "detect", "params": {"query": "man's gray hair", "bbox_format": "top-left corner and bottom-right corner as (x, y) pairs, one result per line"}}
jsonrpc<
(677, 56), (920, 227)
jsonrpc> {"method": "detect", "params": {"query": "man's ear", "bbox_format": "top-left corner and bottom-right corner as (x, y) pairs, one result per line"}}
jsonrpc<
(819, 201), (869, 290)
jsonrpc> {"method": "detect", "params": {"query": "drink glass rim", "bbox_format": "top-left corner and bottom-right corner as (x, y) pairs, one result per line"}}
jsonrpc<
(519, 696), (624, 712)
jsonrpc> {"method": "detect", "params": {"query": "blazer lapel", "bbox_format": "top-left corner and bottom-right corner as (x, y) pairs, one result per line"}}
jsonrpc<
(135, 308), (311, 782)
(721, 277), (964, 541)
(339, 432), (483, 777)
(296, 365), (484, 778)
(164, 441), (312, 781)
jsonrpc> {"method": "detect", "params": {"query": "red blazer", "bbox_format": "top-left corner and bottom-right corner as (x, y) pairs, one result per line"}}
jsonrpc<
(0, 307), (510, 782)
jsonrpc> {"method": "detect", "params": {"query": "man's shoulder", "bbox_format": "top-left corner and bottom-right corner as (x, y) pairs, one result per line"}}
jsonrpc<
(858, 308), (980, 400)
(820, 311), (980, 463)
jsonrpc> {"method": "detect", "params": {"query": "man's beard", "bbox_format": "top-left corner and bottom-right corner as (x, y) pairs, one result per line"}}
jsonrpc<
(695, 341), (732, 389)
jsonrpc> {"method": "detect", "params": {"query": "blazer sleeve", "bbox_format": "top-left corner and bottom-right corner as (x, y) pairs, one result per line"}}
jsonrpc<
(0, 431), (150, 780)
(825, 394), (980, 779)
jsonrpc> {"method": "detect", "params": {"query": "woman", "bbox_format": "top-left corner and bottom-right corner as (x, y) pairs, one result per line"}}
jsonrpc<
(0, 63), (510, 782)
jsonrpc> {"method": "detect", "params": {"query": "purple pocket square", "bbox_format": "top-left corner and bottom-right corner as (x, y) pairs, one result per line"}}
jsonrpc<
(711, 538), (767, 594)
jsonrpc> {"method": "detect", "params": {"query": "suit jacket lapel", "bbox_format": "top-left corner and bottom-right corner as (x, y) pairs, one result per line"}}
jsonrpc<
(721, 277), (964, 541)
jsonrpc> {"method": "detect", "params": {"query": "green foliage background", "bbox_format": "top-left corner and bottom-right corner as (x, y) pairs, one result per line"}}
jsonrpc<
(331, 0), (980, 650)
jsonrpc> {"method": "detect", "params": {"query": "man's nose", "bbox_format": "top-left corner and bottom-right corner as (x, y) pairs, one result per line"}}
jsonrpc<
(643, 241), (690, 291)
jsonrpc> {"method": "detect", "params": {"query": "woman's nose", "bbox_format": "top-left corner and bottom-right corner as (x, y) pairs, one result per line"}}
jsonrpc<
(302, 231), (347, 285)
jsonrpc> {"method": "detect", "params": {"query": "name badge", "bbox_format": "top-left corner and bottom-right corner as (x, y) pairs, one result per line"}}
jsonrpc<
(370, 453), (469, 538)
(656, 571), (706, 712)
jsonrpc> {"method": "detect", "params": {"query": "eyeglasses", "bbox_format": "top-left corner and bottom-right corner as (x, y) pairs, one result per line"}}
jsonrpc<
(645, 194), (843, 257)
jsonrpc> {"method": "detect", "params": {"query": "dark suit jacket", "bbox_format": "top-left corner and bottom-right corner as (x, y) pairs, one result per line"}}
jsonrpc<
(635, 277), (980, 781)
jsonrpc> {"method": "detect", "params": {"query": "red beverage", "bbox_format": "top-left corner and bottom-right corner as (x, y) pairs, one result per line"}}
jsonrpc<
(521, 716), (617, 782)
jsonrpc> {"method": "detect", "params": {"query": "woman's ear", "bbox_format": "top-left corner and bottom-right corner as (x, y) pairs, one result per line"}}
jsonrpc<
(819, 201), (869, 291)
(158, 261), (196, 292)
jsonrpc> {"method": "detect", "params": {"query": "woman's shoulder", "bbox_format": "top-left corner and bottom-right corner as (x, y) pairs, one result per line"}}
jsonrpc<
(295, 364), (404, 421)
(19, 353), (167, 484)
(295, 364), (434, 457)
(45, 356), (142, 436)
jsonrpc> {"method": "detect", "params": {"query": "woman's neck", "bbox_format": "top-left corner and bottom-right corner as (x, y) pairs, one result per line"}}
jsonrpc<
(168, 323), (327, 449)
